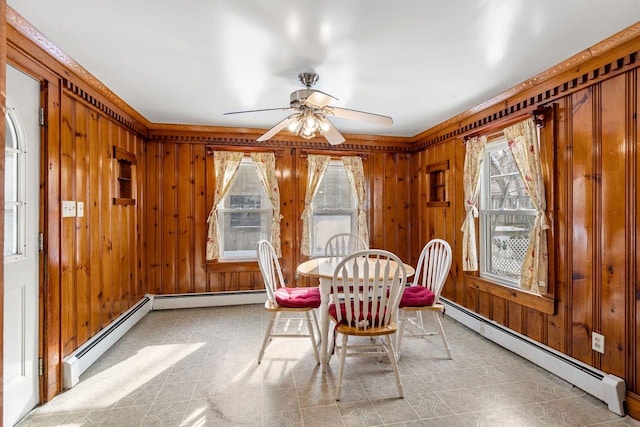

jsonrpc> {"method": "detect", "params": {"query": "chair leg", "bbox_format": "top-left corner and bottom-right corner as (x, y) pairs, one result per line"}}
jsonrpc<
(335, 333), (349, 401)
(305, 311), (320, 365)
(384, 335), (403, 398)
(258, 312), (279, 364)
(311, 309), (320, 341)
(396, 310), (407, 360)
(416, 311), (425, 331)
(433, 311), (452, 359)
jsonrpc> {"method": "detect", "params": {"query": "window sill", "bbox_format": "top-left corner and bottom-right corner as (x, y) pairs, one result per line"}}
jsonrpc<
(464, 274), (555, 315)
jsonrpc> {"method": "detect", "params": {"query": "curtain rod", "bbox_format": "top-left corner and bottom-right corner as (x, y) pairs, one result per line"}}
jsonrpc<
(205, 146), (284, 157)
(299, 149), (368, 160)
(462, 106), (550, 141)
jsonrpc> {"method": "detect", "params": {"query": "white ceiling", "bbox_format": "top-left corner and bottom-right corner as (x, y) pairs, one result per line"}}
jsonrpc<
(7, 1), (640, 138)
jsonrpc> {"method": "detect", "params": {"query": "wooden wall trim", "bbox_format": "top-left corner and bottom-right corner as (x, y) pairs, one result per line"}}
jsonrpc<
(148, 129), (415, 153)
(63, 80), (147, 137)
(412, 23), (640, 146)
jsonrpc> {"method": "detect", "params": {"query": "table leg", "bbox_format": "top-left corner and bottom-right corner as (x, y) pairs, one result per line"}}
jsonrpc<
(319, 278), (331, 373)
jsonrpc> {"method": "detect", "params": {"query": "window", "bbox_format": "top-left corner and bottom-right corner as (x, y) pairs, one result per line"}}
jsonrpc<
(5, 109), (26, 259)
(217, 158), (272, 260)
(479, 138), (536, 287)
(310, 161), (357, 256)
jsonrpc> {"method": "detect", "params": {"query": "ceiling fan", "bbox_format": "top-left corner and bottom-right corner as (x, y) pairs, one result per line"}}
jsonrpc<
(224, 72), (393, 145)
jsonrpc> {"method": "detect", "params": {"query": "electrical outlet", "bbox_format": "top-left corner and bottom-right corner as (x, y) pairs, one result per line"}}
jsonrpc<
(62, 200), (76, 218)
(77, 201), (84, 217)
(592, 332), (605, 354)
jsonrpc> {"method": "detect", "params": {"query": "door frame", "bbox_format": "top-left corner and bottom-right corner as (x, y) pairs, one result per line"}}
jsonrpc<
(5, 59), (49, 405)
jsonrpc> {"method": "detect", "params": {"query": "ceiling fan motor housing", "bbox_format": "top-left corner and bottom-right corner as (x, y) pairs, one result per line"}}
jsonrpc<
(290, 89), (318, 108)
(298, 72), (319, 88)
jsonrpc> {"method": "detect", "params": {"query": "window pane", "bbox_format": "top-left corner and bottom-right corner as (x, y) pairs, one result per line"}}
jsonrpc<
(311, 214), (352, 255)
(4, 206), (18, 257)
(5, 115), (17, 150)
(224, 164), (272, 210)
(485, 214), (532, 281)
(5, 151), (17, 202)
(222, 210), (271, 253)
(312, 165), (354, 210)
(488, 147), (534, 210)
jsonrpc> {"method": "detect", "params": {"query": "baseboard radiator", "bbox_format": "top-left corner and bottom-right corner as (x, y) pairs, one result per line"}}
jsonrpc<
(151, 290), (266, 310)
(441, 298), (626, 416)
(62, 296), (152, 389)
(62, 291), (266, 389)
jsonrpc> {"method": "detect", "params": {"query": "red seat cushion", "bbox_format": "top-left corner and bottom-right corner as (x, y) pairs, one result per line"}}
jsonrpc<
(274, 286), (321, 308)
(399, 286), (435, 308)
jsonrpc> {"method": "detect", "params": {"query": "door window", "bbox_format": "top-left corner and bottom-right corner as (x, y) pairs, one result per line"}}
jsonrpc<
(5, 107), (26, 260)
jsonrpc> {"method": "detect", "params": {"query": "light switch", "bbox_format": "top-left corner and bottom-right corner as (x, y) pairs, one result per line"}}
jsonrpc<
(62, 200), (76, 218)
(77, 202), (84, 217)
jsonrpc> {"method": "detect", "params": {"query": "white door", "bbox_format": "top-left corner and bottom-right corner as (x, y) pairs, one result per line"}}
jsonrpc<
(4, 65), (41, 427)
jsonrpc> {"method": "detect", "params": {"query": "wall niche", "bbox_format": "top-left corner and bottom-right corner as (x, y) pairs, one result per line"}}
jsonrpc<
(113, 146), (136, 205)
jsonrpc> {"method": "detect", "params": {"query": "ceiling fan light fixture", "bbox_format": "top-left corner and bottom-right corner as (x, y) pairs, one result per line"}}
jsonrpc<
(288, 114), (303, 134)
(317, 115), (331, 132)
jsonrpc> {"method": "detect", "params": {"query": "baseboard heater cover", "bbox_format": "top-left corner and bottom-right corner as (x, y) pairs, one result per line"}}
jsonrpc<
(441, 297), (626, 416)
(151, 290), (266, 310)
(62, 296), (152, 389)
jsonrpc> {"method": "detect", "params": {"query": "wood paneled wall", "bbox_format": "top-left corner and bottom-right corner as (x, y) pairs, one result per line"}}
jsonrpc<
(58, 90), (146, 356)
(45, 87), (146, 398)
(144, 140), (414, 294)
(412, 36), (640, 415)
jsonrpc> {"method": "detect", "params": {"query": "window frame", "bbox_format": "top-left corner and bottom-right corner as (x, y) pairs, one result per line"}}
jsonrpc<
(479, 137), (537, 288)
(309, 160), (358, 257)
(216, 157), (273, 261)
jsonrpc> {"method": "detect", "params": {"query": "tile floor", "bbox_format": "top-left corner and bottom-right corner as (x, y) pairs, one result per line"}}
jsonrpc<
(15, 304), (640, 427)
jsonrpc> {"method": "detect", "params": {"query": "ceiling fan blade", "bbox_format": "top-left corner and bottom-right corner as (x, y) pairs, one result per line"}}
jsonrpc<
(223, 107), (293, 115)
(327, 106), (393, 126)
(256, 115), (298, 141)
(304, 90), (338, 109)
(320, 119), (346, 145)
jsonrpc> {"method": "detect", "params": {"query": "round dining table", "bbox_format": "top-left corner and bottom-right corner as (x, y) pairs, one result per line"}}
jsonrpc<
(296, 255), (415, 373)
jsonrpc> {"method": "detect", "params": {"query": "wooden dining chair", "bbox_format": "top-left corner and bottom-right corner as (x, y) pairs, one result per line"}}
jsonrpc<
(256, 240), (320, 364)
(324, 233), (369, 257)
(396, 239), (452, 359)
(329, 249), (407, 400)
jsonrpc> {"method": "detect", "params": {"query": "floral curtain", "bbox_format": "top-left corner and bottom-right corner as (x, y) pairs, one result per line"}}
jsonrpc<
(250, 152), (283, 257)
(342, 156), (369, 246)
(460, 135), (486, 271)
(301, 154), (331, 256)
(206, 151), (243, 260)
(504, 118), (549, 294)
